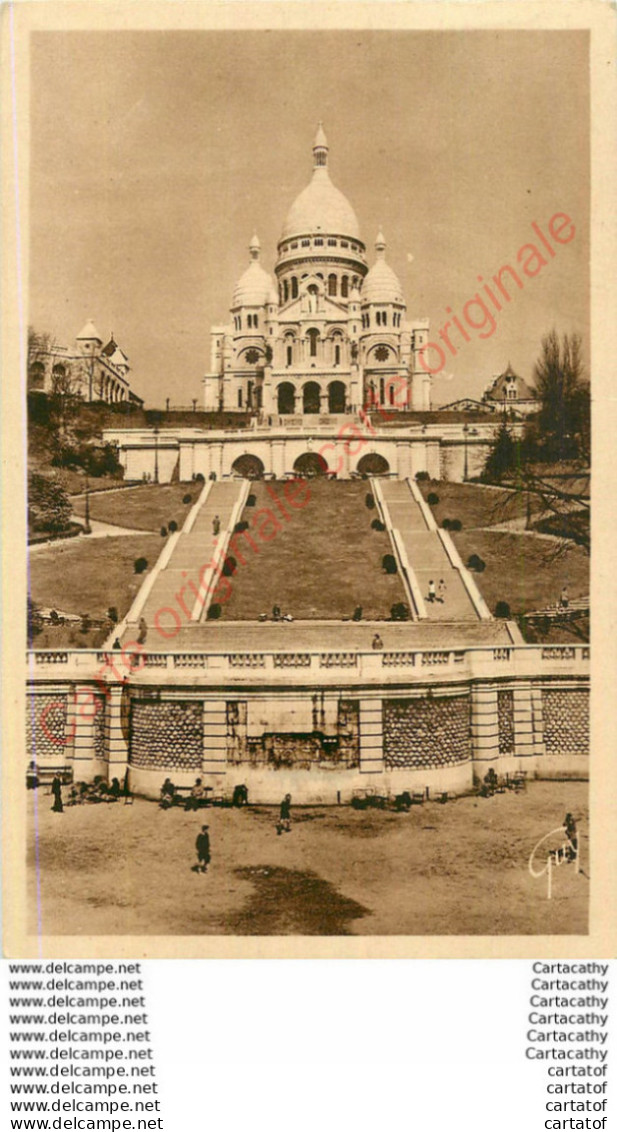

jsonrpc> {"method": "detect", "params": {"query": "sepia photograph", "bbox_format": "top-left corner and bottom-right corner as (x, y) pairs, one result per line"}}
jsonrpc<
(14, 11), (596, 945)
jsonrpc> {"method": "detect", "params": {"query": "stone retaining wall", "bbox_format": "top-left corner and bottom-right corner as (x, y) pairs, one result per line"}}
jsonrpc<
(383, 695), (471, 769)
(542, 688), (589, 755)
(129, 700), (203, 770)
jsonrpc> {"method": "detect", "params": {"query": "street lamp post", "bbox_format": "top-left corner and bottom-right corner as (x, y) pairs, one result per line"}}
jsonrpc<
(153, 426), (159, 484)
(463, 422), (469, 482)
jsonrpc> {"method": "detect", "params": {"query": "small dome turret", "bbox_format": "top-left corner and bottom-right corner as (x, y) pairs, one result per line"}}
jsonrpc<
(232, 235), (274, 308)
(362, 231), (404, 305)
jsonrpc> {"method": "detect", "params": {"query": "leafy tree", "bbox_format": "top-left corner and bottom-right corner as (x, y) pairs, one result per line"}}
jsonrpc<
(532, 330), (590, 462)
(28, 472), (72, 533)
(27, 596), (44, 643)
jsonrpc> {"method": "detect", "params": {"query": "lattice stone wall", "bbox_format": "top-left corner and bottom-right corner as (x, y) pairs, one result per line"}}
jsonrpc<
(497, 690), (515, 755)
(542, 689), (589, 754)
(26, 693), (67, 760)
(383, 696), (471, 768)
(130, 701), (203, 770)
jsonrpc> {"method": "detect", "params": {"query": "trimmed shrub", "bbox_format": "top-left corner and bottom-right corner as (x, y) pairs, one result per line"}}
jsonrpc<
(234, 520), (249, 533)
(391, 601), (411, 621)
(495, 600), (511, 619)
(208, 471), (217, 481)
(415, 471), (429, 481)
(222, 556), (237, 577)
(441, 518), (451, 530)
(194, 473), (205, 483)
(371, 518), (386, 532)
(207, 603), (222, 620)
(160, 526), (168, 537)
(134, 557), (148, 574)
(352, 606), (363, 621)
(80, 613), (91, 635)
(168, 520), (178, 533)
(246, 494), (257, 507)
(466, 554), (486, 573)
(107, 606), (119, 624)
(382, 554), (398, 574)
(449, 518), (462, 532)
(182, 493), (192, 504)
(365, 493), (375, 509)
(427, 492), (440, 505)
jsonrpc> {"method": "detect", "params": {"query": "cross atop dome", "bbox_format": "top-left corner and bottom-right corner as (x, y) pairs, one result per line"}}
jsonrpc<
(313, 121), (328, 168)
(375, 230), (386, 258)
(249, 233), (261, 260)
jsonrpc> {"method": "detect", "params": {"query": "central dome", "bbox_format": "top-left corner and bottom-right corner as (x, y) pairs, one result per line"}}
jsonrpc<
(281, 125), (361, 242)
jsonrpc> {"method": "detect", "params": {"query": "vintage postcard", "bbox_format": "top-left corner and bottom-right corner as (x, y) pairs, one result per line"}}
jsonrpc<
(2, 1), (615, 958)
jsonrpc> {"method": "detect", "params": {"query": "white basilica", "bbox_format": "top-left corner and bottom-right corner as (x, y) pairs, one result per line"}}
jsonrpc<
(203, 125), (432, 417)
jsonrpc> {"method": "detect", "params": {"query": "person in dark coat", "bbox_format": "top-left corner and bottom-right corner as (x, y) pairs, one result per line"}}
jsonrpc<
(277, 793), (292, 834)
(51, 774), (63, 813)
(195, 826), (211, 873)
(564, 813), (578, 862)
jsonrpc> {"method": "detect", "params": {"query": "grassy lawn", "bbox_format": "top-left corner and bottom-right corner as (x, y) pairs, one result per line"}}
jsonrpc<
(72, 484), (197, 531)
(418, 479), (544, 529)
(28, 781), (588, 936)
(452, 530), (589, 617)
(221, 480), (407, 620)
(29, 534), (163, 640)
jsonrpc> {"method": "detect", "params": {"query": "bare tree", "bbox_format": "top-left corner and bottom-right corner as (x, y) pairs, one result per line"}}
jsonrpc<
(532, 330), (590, 463)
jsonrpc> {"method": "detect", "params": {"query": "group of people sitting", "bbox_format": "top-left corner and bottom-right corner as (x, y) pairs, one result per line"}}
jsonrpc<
(479, 767), (526, 797)
(258, 605), (294, 622)
(69, 776), (124, 805)
(159, 777), (212, 811)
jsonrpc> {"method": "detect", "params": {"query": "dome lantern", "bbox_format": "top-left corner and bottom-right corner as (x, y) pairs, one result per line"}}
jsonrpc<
(313, 121), (328, 168)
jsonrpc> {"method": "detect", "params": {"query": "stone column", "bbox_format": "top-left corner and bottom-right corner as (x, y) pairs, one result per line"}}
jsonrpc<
(358, 698), (384, 774)
(271, 439), (286, 478)
(202, 699), (228, 778)
(513, 682), (545, 759)
(69, 685), (103, 781)
(396, 441), (412, 479)
(470, 685), (500, 780)
(320, 389), (329, 414)
(105, 683), (130, 786)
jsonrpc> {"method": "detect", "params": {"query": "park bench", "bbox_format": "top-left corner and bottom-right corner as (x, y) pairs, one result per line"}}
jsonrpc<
(27, 765), (73, 788)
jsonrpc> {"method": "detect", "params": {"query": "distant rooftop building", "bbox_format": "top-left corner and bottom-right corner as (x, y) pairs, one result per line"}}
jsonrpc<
(482, 364), (539, 417)
(28, 322), (143, 407)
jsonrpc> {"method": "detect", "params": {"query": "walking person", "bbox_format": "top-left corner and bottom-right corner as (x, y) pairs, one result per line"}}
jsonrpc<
(559, 585), (569, 609)
(277, 793), (292, 835)
(195, 825), (211, 874)
(564, 813), (578, 863)
(437, 578), (446, 604)
(371, 632), (383, 650)
(137, 617), (148, 645)
(428, 579), (436, 603)
(51, 773), (64, 813)
(212, 515), (221, 537)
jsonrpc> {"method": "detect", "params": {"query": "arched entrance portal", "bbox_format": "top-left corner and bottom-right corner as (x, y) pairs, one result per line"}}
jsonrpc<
(357, 453), (390, 476)
(293, 452), (329, 477)
(231, 454), (265, 480)
(277, 382), (296, 415)
(328, 380), (346, 414)
(302, 382), (321, 414)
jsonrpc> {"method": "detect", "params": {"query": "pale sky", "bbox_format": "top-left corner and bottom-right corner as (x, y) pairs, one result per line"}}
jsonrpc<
(29, 30), (589, 407)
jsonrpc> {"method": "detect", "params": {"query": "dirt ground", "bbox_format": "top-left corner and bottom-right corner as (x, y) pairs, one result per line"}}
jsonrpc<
(27, 780), (588, 938)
